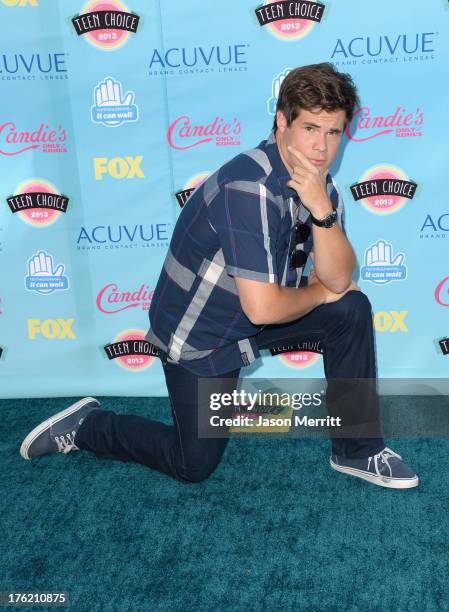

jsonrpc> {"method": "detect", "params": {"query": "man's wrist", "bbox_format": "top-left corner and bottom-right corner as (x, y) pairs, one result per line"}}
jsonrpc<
(309, 198), (333, 220)
(307, 282), (326, 307)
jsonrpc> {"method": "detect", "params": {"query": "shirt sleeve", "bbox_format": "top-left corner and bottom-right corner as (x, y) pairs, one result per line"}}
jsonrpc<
(207, 179), (281, 284)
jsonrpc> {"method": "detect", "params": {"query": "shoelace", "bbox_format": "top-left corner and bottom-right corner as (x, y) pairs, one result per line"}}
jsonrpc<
(367, 447), (402, 481)
(55, 432), (79, 454)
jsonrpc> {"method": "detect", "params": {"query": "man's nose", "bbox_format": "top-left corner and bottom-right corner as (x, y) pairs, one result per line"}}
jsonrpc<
(313, 132), (327, 152)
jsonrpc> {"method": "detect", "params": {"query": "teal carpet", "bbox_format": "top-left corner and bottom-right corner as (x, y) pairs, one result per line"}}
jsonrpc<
(1, 397), (448, 611)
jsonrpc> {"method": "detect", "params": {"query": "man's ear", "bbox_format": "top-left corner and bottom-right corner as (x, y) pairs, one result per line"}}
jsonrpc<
(276, 110), (287, 133)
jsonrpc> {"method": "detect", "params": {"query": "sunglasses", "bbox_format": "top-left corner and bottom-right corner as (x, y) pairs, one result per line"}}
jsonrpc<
(289, 222), (311, 269)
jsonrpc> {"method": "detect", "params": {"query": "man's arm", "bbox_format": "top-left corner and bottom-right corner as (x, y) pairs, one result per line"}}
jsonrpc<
(309, 222), (356, 294)
(287, 146), (355, 293)
(235, 274), (359, 325)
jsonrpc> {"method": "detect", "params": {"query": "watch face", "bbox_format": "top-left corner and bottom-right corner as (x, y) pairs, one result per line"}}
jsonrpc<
(323, 211), (338, 227)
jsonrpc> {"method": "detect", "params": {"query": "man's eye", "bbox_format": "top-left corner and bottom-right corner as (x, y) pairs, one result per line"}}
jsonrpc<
(305, 127), (314, 132)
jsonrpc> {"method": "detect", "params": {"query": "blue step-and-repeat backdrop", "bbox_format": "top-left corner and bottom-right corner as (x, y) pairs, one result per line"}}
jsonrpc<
(0, 0), (448, 398)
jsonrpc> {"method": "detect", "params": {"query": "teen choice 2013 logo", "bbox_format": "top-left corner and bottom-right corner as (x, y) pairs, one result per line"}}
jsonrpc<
(104, 329), (158, 371)
(271, 341), (323, 368)
(7, 178), (69, 227)
(72, 1), (139, 51)
(175, 172), (209, 208)
(254, 0), (325, 42)
(350, 165), (418, 216)
(278, 351), (321, 368)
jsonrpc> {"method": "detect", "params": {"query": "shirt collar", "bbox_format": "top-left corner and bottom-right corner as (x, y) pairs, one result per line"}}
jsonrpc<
(265, 130), (298, 203)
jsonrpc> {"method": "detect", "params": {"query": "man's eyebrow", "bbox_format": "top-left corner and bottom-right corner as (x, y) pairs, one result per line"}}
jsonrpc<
(301, 121), (342, 133)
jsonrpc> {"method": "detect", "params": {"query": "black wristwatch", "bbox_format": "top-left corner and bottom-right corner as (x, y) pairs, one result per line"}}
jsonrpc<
(310, 210), (338, 228)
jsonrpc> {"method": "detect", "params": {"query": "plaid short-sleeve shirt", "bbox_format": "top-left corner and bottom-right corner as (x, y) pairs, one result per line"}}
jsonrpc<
(146, 130), (345, 375)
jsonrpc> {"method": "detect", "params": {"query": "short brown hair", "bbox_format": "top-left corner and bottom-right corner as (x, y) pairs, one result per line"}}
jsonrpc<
(273, 63), (359, 132)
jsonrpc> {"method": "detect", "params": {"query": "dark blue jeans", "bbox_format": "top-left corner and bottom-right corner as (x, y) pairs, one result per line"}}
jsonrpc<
(75, 291), (385, 482)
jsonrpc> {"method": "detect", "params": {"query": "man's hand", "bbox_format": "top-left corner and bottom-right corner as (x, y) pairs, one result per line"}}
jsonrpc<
(308, 266), (360, 304)
(286, 145), (332, 218)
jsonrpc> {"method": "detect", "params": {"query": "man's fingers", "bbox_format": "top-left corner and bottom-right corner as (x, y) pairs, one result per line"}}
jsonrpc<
(287, 179), (302, 191)
(292, 172), (306, 185)
(292, 165), (307, 178)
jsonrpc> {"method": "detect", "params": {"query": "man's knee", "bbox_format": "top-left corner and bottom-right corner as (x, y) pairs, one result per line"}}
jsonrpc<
(176, 463), (219, 483)
(328, 290), (372, 320)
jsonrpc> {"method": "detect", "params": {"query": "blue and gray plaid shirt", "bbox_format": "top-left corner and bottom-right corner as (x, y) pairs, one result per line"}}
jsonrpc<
(146, 130), (344, 375)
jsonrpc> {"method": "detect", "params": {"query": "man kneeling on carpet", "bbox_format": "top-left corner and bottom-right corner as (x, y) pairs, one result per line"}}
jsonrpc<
(20, 63), (418, 489)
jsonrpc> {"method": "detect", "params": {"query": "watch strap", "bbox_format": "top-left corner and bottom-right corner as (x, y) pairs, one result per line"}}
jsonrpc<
(310, 210), (338, 228)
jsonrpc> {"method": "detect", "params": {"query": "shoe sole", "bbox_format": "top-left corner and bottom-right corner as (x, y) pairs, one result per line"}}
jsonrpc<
(330, 457), (419, 489)
(20, 397), (100, 460)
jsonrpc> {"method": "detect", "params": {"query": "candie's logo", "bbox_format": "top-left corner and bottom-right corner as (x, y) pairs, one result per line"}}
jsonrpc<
(435, 276), (449, 307)
(96, 283), (154, 314)
(271, 341), (322, 369)
(71, 1), (139, 51)
(175, 173), (209, 208)
(346, 106), (423, 141)
(350, 165), (417, 215)
(104, 330), (158, 371)
(7, 179), (69, 226)
(255, 1), (325, 41)
(0, 122), (67, 155)
(167, 116), (241, 150)
(93, 155), (144, 179)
